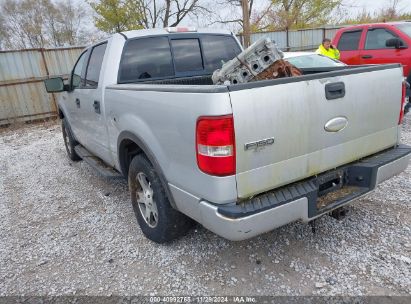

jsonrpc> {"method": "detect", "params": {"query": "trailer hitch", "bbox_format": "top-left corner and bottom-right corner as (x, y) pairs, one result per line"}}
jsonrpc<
(329, 207), (350, 220)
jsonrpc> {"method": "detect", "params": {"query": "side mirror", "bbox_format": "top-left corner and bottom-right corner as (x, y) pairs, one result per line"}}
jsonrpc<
(72, 74), (81, 88)
(386, 38), (406, 49)
(44, 77), (66, 93)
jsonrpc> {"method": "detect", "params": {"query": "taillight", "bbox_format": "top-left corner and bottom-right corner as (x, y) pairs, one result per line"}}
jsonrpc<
(399, 81), (406, 124)
(196, 115), (235, 176)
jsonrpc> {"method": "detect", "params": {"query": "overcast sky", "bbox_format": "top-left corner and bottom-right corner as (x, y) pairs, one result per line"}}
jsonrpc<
(343, 0), (404, 14)
(2, 0), (404, 32)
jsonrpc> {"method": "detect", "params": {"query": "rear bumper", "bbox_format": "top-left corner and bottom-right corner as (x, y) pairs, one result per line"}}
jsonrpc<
(198, 145), (411, 241)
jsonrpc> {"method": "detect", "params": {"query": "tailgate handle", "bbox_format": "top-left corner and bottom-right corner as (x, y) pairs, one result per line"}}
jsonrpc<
(93, 100), (101, 114)
(325, 82), (345, 100)
(362, 55), (373, 59)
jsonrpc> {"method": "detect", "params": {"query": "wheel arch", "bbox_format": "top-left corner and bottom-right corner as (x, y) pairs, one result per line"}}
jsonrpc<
(117, 131), (177, 209)
(58, 107), (65, 119)
(58, 108), (80, 144)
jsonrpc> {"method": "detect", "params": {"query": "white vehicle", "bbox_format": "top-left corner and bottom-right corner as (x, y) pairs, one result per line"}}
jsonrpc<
(283, 52), (346, 68)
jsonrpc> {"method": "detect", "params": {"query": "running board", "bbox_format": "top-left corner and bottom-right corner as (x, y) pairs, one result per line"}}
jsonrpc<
(74, 145), (123, 179)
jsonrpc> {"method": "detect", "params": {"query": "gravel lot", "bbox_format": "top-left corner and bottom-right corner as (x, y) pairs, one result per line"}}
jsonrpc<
(0, 115), (410, 297)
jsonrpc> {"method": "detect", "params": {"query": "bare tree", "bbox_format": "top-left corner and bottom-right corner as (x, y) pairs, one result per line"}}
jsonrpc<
(0, 13), (12, 50)
(341, 0), (411, 25)
(0, 0), (46, 49)
(379, 0), (403, 21)
(0, 0), (93, 50)
(209, 0), (275, 36)
(58, 0), (88, 45)
(143, 0), (212, 28)
(256, 0), (342, 32)
(241, 0), (251, 46)
(211, 0), (252, 28)
(89, 0), (213, 32)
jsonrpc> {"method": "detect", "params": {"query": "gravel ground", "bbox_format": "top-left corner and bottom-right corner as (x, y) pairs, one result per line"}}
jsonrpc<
(0, 115), (410, 297)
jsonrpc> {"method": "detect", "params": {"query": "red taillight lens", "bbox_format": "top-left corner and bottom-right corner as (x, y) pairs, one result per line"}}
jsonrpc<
(399, 81), (406, 124)
(196, 115), (236, 176)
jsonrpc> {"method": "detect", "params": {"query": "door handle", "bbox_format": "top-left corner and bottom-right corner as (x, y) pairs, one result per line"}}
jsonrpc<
(93, 100), (101, 114)
(361, 55), (373, 59)
(75, 98), (80, 108)
(325, 82), (345, 100)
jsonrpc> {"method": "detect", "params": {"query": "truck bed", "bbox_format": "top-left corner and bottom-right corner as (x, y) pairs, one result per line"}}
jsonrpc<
(137, 66), (348, 86)
(106, 63), (403, 205)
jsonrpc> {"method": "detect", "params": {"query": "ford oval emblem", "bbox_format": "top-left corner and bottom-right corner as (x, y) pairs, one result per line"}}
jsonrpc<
(324, 117), (348, 132)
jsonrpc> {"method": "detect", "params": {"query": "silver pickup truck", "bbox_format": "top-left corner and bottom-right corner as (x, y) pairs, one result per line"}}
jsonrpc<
(45, 28), (411, 243)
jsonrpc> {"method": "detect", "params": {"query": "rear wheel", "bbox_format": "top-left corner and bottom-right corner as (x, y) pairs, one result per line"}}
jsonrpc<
(128, 154), (194, 243)
(404, 96), (410, 115)
(406, 73), (411, 114)
(62, 118), (81, 161)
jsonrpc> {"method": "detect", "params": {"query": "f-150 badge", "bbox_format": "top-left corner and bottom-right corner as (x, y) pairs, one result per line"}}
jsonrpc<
(244, 137), (275, 150)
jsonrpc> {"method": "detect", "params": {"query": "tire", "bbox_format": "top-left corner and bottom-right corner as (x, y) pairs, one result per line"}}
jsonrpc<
(404, 98), (410, 115)
(62, 118), (81, 161)
(128, 154), (194, 243)
(406, 72), (411, 115)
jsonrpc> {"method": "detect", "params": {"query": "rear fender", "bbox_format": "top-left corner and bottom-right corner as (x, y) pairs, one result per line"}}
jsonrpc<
(117, 131), (177, 209)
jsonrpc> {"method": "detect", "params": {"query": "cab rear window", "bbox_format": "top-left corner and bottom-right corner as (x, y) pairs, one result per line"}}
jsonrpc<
(118, 37), (174, 82)
(202, 35), (241, 71)
(118, 34), (241, 83)
(171, 39), (203, 72)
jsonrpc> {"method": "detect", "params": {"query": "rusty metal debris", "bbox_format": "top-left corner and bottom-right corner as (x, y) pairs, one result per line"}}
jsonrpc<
(212, 38), (301, 85)
(251, 59), (302, 80)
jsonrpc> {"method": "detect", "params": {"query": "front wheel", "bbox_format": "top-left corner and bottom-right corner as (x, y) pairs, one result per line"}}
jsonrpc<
(128, 155), (194, 243)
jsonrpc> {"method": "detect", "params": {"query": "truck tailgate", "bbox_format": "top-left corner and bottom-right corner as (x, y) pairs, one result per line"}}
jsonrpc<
(229, 65), (403, 199)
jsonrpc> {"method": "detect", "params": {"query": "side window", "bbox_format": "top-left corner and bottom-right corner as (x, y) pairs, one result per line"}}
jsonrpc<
(201, 35), (242, 71)
(337, 30), (362, 51)
(71, 51), (87, 89)
(365, 28), (400, 50)
(170, 39), (203, 72)
(119, 37), (174, 82)
(85, 43), (107, 88)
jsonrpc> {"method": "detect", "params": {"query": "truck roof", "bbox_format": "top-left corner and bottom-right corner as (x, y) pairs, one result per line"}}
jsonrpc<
(339, 21), (411, 30)
(120, 28), (233, 39)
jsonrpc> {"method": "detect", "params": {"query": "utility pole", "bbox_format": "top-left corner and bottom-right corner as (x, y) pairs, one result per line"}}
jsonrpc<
(241, 0), (251, 47)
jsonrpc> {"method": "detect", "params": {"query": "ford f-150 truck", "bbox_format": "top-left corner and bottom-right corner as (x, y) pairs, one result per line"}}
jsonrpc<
(44, 28), (411, 243)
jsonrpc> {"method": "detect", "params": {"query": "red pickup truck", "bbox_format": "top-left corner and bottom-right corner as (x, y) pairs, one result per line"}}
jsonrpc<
(332, 22), (411, 112)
